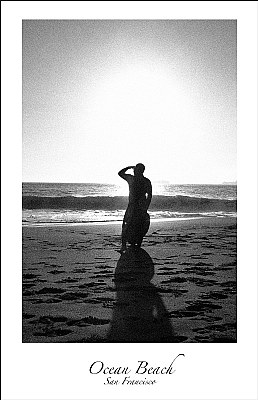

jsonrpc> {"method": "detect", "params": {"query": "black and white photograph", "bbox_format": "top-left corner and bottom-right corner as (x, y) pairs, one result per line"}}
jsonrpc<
(22, 19), (237, 343)
(2, 2), (257, 400)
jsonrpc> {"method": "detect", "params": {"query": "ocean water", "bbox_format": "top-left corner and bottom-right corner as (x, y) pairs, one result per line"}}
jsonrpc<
(22, 182), (237, 226)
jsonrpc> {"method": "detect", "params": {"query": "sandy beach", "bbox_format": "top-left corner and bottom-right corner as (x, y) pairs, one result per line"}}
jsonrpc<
(22, 217), (237, 343)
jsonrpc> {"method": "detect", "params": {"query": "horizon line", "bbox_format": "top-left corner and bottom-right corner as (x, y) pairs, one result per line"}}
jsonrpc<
(22, 181), (237, 185)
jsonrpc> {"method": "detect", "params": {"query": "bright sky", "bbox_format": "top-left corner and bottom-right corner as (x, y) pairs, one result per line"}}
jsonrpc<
(23, 20), (236, 184)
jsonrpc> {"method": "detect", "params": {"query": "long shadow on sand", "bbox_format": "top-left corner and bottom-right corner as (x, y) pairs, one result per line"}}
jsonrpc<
(107, 248), (174, 342)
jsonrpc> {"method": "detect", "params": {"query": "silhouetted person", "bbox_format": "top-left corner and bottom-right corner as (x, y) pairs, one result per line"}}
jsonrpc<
(118, 163), (152, 253)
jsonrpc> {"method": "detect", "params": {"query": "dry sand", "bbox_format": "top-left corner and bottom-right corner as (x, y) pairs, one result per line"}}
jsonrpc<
(22, 217), (237, 342)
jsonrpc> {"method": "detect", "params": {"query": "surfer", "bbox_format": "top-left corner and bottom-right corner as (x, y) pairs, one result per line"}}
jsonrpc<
(118, 163), (152, 253)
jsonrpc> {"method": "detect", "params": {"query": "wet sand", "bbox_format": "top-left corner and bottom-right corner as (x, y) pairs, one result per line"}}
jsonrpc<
(22, 217), (237, 342)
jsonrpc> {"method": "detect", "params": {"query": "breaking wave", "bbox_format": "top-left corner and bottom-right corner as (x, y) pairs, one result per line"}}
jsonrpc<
(23, 195), (236, 213)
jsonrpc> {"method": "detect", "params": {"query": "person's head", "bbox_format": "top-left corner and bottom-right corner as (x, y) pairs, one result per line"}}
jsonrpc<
(134, 163), (145, 176)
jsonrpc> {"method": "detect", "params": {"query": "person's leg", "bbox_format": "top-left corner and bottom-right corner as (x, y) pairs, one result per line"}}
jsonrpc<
(134, 212), (149, 250)
(119, 207), (132, 252)
(134, 213), (146, 249)
(119, 221), (127, 253)
(137, 238), (143, 248)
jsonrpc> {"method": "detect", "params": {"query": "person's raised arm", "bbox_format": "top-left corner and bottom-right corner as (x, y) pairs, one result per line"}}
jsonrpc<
(118, 166), (135, 180)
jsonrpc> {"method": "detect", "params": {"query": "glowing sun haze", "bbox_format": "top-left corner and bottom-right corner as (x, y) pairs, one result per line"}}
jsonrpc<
(23, 20), (236, 184)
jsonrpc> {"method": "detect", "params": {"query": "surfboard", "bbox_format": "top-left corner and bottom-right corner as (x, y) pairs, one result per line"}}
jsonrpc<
(126, 212), (150, 246)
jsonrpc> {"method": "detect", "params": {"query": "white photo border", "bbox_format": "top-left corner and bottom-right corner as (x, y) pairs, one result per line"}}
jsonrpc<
(2, 1), (257, 400)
